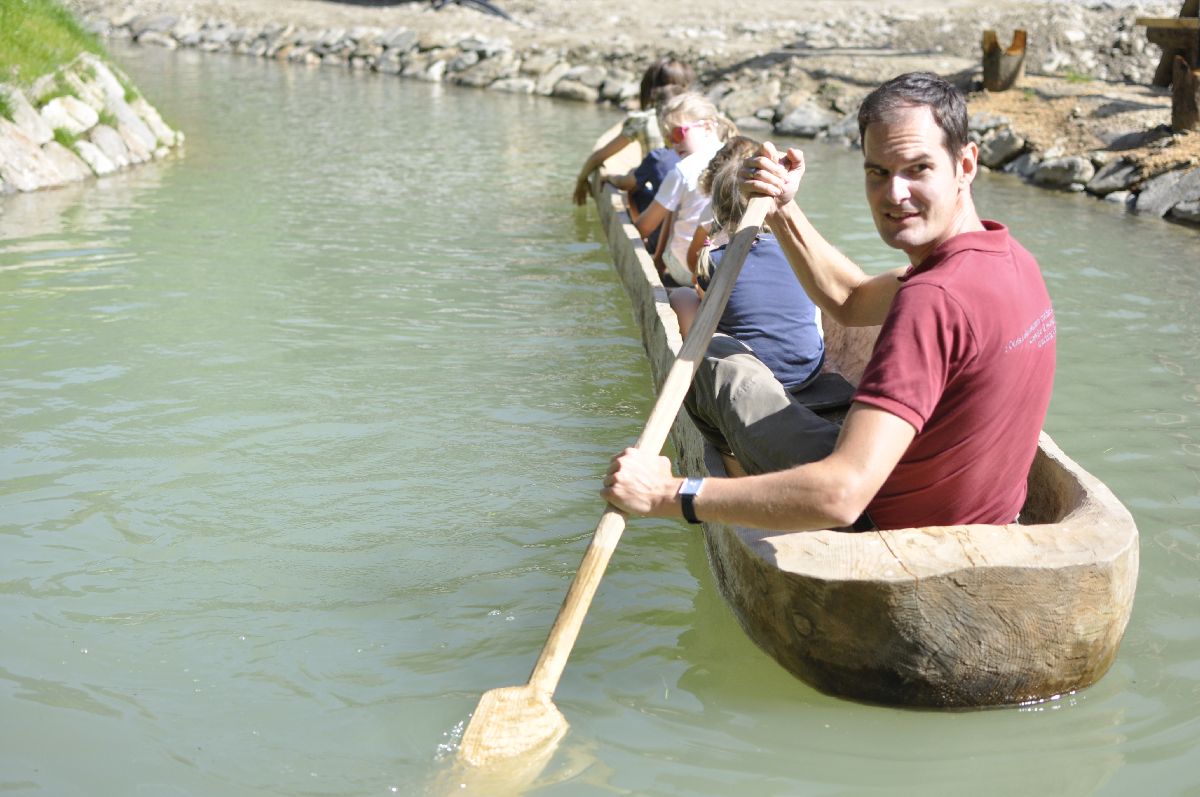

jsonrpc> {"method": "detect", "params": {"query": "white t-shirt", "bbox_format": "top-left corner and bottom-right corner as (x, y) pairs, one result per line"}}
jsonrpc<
(652, 140), (722, 285)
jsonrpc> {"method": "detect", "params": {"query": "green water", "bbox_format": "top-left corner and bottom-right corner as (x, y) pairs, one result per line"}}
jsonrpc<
(1, 45), (1198, 796)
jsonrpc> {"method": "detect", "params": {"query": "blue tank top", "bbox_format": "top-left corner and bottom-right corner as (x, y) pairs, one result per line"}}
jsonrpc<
(709, 233), (824, 390)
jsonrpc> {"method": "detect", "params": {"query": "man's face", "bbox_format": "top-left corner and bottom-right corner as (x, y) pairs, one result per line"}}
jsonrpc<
(862, 104), (977, 264)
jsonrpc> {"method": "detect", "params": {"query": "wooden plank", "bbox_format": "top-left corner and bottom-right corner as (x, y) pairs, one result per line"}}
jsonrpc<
(1136, 17), (1200, 30)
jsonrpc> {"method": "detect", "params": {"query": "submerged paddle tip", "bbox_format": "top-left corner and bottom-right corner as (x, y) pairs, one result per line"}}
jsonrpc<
(458, 685), (569, 767)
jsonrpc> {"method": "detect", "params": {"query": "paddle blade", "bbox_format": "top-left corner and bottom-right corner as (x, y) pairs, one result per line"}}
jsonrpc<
(458, 685), (569, 767)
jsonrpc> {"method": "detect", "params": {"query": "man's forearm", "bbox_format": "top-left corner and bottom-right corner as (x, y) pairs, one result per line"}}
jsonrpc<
(769, 201), (875, 326)
(684, 462), (864, 531)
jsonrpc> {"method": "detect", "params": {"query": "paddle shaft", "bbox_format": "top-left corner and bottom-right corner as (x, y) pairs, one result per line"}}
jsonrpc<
(526, 194), (772, 698)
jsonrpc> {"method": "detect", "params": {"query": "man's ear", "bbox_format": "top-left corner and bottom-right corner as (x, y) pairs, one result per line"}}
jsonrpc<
(959, 141), (980, 186)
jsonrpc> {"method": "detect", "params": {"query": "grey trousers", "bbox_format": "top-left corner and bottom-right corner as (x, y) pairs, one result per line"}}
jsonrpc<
(683, 334), (842, 476)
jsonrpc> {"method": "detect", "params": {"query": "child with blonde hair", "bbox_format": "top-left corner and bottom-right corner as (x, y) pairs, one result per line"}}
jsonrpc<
(670, 136), (825, 392)
(634, 91), (736, 287)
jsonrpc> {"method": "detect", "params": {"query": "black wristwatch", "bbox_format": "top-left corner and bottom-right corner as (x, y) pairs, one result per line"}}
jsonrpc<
(677, 477), (704, 524)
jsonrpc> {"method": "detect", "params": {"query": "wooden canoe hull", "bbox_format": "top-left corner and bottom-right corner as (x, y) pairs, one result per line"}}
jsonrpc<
(589, 136), (1139, 707)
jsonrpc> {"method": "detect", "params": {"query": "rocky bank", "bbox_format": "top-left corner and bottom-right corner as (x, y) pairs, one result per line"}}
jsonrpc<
(0, 52), (183, 193)
(14, 1), (1200, 224)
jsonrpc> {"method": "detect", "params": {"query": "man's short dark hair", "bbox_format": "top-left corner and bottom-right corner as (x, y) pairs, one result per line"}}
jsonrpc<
(857, 72), (969, 159)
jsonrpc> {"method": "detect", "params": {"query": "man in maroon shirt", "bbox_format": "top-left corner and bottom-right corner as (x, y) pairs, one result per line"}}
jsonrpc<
(602, 72), (1056, 531)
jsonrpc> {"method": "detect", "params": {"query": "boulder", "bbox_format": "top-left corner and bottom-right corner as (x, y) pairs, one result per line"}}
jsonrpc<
(40, 96), (99, 136)
(1086, 159), (1140, 196)
(720, 81), (781, 121)
(520, 52), (561, 77)
(131, 97), (178, 147)
(775, 101), (839, 137)
(553, 80), (600, 103)
(978, 127), (1025, 169)
(0, 119), (64, 190)
(1032, 156), (1094, 189)
(42, 141), (92, 183)
(89, 124), (132, 168)
(130, 13), (177, 39)
(1003, 152), (1041, 179)
(1134, 168), (1200, 217)
(74, 139), (117, 175)
(969, 111), (1011, 134)
(382, 28), (417, 52)
(489, 78), (536, 94)
(535, 62), (571, 95)
(564, 65), (607, 89)
(1, 86), (53, 145)
(1168, 200), (1200, 224)
(456, 53), (518, 87)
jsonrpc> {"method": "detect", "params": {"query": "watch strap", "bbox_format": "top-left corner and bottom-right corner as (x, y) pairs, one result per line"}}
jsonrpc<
(677, 477), (704, 524)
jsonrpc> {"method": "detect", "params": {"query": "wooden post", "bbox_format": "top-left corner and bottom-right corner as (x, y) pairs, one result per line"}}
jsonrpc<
(982, 29), (1027, 92)
(1139, 0), (1200, 88)
(1174, 55), (1200, 130)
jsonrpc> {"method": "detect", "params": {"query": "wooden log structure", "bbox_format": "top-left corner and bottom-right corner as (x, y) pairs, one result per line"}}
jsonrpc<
(1137, 0), (1200, 88)
(981, 29), (1027, 92)
(1174, 54), (1200, 130)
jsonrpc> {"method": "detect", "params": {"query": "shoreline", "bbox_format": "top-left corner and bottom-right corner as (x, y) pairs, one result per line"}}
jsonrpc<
(34, 2), (1200, 224)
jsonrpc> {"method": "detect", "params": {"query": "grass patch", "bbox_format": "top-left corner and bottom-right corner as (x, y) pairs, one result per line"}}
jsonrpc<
(52, 125), (77, 148)
(97, 108), (117, 128)
(0, 90), (13, 122)
(35, 73), (79, 107)
(0, 0), (108, 88)
(1064, 70), (1092, 84)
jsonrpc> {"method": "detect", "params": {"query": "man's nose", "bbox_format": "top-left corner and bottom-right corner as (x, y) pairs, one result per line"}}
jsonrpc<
(886, 176), (911, 205)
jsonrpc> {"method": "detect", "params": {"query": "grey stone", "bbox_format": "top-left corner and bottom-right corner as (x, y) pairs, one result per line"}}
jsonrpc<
(734, 116), (773, 132)
(74, 139), (117, 175)
(1168, 200), (1200, 224)
(1, 86), (53, 145)
(553, 80), (600, 103)
(565, 65), (606, 89)
(138, 30), (177, 49)
(89, 124), (131, 168)
(826, 112), (860, 144)
(449, 51), (480, 72)
(720, 81), (781, 121)
(1003, 152), (1041, 179)
(978, 127), (1025, 169)
(520, 52), (561, 77)
(131, 97), (178, 147)
(424, 60), (448, 82)
(1134, 168), (1200, 217)
(171, 16), (201, 40)
(455, 53), (517, 87)
(1033, 156), (1095, 189)
(109, 96), (157, 152)
(1086, 158), (1140, 196)
(383, 28), (417, 52)
(0, 118), (64, 190)
(535, 62), (571, 95)
(599, 77), (631, 102)
(489, 77), (536, 94)
(42, 141), (92, 183)
(40, 96), (99, 136)
(376, 52), (404, 74)
(130, 13), (177, 38)
(969, 111), (1010, 133)
(774, 101), (839, 137)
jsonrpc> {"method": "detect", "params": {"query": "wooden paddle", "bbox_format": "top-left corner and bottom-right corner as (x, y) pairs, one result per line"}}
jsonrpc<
(458, 193), (773, 768)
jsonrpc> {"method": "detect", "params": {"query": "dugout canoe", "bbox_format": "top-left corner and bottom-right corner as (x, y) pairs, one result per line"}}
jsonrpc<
(588, 130), (1138, 708)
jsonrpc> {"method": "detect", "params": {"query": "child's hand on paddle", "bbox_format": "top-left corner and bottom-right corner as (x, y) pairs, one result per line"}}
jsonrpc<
(740, 142), (805, 208)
